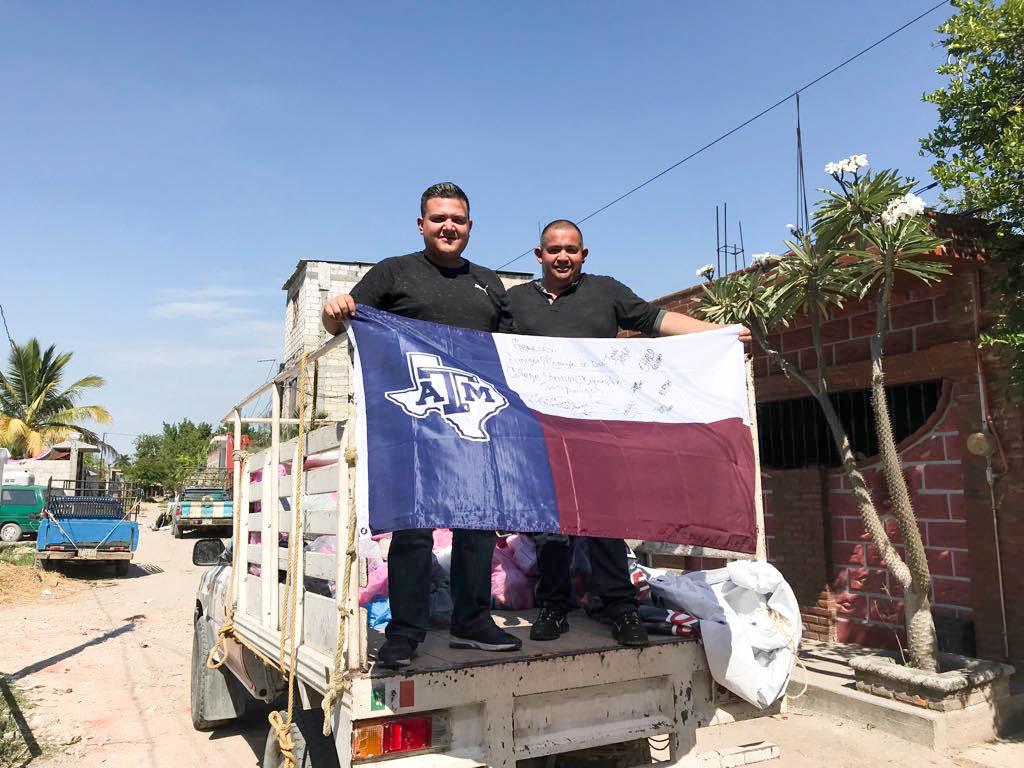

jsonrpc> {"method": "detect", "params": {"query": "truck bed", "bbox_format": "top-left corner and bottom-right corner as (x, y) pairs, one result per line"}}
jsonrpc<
(370, 609), (695, 675)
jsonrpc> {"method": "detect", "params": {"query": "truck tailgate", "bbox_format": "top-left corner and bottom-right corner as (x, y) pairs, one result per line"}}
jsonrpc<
(37, 518), (137, 550)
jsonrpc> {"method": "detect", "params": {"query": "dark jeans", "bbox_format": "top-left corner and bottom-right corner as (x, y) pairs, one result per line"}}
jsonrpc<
(535, 534), (637, 615)
(385, 528), (496, 644)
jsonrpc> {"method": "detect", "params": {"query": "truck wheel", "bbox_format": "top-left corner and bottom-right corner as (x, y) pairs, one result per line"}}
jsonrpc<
(114, 560), (130, 577)
(1, 523), (22, 542)
(262, 707), (340, 768)
(172, 523), (182, 539)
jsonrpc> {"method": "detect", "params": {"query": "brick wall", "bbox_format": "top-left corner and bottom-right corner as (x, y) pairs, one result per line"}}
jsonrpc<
(828, 390), (972, 651)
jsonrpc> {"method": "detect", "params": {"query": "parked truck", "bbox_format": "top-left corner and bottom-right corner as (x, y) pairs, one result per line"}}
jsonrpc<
(189, 335), (773, 767)
(170, 486), (233, 539)
(35, 482), (140, 576)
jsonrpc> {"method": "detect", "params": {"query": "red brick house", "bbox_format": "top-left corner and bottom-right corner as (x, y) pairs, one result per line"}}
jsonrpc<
(645, 214), (1022, 668)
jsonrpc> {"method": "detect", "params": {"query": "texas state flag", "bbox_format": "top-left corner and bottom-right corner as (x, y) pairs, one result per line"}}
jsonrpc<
(348, 305), (757, 554)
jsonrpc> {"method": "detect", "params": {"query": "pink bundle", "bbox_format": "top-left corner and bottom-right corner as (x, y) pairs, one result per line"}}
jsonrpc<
(491, 537), (536, 610)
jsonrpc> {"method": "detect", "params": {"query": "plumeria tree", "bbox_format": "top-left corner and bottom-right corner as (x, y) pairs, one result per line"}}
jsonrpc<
(699, 156), (948, 671)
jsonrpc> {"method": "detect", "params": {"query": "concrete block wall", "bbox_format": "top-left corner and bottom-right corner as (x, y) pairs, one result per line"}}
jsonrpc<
(282, 261), (373, 420)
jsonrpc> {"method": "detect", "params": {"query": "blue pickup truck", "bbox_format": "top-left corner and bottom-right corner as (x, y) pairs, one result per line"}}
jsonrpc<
(35, 491), (140, 576)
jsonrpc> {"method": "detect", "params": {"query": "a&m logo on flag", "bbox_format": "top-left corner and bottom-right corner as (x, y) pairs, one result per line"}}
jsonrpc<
(385, 352), (509, 441)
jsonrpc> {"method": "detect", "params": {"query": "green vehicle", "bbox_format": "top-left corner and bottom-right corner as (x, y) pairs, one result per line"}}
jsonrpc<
(0, 485), (46, 542)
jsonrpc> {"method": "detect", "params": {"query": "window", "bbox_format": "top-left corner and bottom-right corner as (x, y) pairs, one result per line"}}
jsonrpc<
(2, 489), (37, 505)
(757, 381), (942, 469)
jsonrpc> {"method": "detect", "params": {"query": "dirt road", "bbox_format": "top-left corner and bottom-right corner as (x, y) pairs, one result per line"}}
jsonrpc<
(0, 505), (265, 767)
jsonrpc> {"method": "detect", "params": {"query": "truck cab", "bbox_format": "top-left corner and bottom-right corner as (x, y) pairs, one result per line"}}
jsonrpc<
(0, 485), (46, 542)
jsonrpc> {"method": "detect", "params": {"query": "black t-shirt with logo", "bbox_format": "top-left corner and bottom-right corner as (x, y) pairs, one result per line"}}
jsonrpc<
(350, 251), (515, 333)
(506, 274), (664, 339)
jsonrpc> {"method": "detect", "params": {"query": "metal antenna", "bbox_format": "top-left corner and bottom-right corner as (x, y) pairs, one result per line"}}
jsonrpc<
(795, 92), (811, 234)
(715, 205), (721, 278)
(714, 204), (746, 276)
(724, 203), (729, 271)
(739, 221), (746, 269)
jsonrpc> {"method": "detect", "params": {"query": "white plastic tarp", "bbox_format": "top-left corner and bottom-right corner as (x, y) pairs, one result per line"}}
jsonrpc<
(646, 560), (801, 708)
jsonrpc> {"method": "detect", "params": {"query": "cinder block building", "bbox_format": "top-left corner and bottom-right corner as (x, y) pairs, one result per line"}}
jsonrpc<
(280, 260), (533, 419)
(645, 214), (1022, 668)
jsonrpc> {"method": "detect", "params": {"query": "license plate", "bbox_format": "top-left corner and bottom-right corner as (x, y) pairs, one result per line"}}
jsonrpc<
(79, 549), (98, 559)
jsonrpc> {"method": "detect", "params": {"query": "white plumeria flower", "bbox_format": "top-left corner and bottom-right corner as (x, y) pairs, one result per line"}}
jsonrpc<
(786, 223), (797, 230)
(696, 264), (715, 279)
(751, 252), (776, 264)
(825, 153), (869, 176)
(880, 193), (927, 226)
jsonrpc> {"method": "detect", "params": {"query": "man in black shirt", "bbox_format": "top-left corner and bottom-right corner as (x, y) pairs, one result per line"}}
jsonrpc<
(322, 182), (520, 669)
(507, 219), (748, 647)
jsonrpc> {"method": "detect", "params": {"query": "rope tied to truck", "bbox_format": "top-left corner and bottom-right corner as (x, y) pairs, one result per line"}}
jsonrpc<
(269, 351), (313, 768)
(206, 448), (253, 671)
(320, 442), (359, 736)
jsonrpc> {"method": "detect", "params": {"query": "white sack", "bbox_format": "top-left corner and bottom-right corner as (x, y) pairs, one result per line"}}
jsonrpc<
(648, 561), (801, 708)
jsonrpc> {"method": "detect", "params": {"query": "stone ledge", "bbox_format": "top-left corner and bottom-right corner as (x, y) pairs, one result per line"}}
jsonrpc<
(850, 652), (1014, 697)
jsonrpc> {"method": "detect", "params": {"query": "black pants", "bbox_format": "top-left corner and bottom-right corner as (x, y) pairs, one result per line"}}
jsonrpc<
(535, 534), (637, 615)
(385, 528), (495, 644)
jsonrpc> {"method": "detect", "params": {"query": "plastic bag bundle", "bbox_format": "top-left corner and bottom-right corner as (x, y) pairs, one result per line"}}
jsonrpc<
(647, 561), (801, 708)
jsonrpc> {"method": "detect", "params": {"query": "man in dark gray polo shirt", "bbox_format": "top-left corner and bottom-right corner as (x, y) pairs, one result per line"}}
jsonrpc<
(507, 219), (748, 646)
(322, 183), (521, 669)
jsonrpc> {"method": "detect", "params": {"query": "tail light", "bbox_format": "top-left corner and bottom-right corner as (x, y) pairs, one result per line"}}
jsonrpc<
(105, 546), (129, 552)
(352, 714), (438, 760)
(46, 545), (67, 551)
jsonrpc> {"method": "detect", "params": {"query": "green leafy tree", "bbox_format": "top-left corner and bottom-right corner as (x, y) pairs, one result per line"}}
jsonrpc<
(0, 338), (112, 458)
(700, 156), (948, 671)
(922, 0), (1024, 228)
(122, 419), (214, 493)
(921, 0), (1024, 391)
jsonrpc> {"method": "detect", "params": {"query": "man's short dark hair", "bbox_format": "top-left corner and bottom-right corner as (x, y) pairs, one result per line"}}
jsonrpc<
(421, 182), (470, 216)
(540, 219), (583, 245)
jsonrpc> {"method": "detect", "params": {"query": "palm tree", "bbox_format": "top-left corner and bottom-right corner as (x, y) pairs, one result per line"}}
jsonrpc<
(0, 339), (112, 458)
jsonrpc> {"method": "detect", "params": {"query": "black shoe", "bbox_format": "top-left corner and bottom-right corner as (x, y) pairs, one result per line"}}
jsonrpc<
(530, 605), (569, 641)
(376, 637), (417, 669)
(610, 607), (649, 647)
(450, 623), (523, 652)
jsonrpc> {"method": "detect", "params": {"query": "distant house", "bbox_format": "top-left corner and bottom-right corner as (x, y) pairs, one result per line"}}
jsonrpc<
(5, 437), (101, 489)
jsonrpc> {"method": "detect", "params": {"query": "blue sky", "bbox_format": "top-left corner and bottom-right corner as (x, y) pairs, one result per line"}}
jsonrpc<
(0, 1), (955, 456)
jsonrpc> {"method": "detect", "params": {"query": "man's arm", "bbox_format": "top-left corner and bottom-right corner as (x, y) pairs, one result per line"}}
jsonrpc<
(322, 294), (356, 336)
(658, 311), (752, 344)
(321, 260), (394, 336)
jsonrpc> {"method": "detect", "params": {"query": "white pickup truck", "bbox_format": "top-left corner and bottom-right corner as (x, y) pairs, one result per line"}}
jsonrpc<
(189, 335), (774, 768)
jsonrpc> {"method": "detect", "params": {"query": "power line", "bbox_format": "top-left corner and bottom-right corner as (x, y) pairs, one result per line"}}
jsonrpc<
(0, 304), (14, 348)
(495, 0), (948, 271)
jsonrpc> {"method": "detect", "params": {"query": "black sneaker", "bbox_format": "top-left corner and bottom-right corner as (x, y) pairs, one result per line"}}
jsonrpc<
(450, 623), (523, 652)
(376, 637), (417, 669)
(610, 607), (649, 647)
(530, 605), (569, 641)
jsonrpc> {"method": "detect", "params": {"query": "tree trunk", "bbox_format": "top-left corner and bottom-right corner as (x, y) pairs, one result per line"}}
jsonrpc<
(816, 393), (912, 587)
(870, 265), (939, 671)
